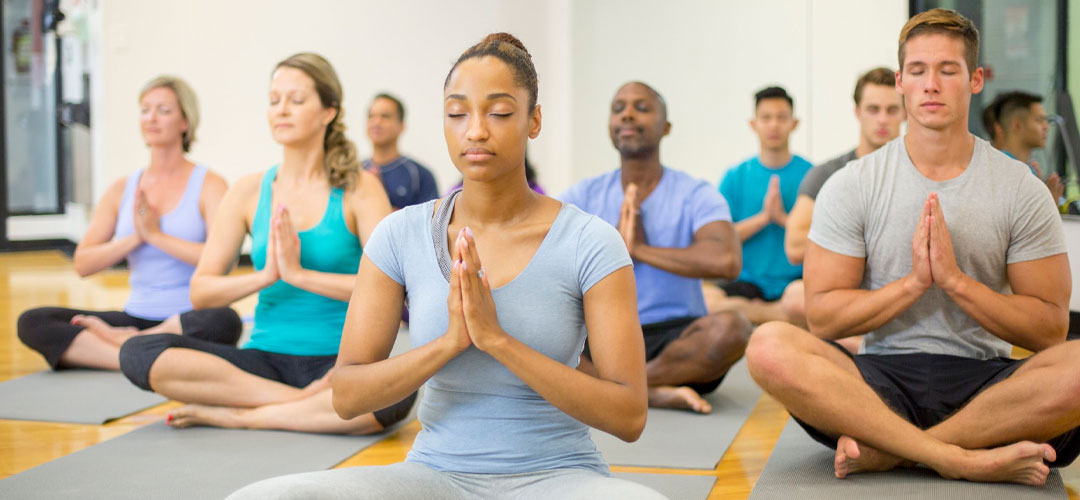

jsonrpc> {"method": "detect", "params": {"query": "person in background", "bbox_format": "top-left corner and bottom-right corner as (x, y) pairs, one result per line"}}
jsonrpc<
(704, 86), (811, 326)
(18, 75), (240, 371)
(364, 93), (440, 209)
(118, 54), (413, 435)
(783, 67), (905, 351)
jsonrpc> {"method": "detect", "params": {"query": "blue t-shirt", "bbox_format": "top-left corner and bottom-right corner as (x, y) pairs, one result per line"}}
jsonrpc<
(560, 167), (732, 325)
(363, 199), (631, 474)
(720, 155), (812, 300)
(363, 156), (439, 209)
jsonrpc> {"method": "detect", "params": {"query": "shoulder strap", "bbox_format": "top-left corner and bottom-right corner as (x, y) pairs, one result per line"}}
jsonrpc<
(431, 188), (462, 281)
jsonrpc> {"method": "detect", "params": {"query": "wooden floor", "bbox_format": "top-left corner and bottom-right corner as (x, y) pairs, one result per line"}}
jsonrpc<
(0, 250), (1075, 499)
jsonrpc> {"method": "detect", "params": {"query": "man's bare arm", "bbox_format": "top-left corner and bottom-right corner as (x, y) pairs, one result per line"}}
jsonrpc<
(631, 220), (740, 279)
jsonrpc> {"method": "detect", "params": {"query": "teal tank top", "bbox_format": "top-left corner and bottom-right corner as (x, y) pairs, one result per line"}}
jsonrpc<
(246, 165), (362, 356)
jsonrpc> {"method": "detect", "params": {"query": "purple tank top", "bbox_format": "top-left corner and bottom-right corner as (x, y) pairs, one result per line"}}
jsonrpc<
(114, 165), (208, 320)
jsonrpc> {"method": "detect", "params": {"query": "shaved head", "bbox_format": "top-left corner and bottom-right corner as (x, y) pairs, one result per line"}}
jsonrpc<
(619, 81), (668, 122)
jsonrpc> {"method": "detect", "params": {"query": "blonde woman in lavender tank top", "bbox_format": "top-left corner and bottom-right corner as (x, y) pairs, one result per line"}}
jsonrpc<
(17, 76), (241, 371)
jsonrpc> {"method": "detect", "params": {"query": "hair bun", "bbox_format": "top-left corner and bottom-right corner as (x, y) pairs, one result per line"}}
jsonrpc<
(481, 32), (530, 57)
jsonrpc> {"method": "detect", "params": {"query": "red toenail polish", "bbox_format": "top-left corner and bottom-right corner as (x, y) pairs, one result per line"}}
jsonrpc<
(166, 414), (173, 423)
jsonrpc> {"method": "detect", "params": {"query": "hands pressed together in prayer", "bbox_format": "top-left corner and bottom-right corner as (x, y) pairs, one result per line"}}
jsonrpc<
(132, 189), (162, 243)
(618, 183), (648, 258)
(445, 227), (508, 354)
(763, 175), (788, 227)
(909, 193), (964, 294)
(261, 204), (304, 287)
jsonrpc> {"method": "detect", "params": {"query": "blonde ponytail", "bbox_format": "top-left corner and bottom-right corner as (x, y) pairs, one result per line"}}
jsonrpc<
(323, 114), (359, 189)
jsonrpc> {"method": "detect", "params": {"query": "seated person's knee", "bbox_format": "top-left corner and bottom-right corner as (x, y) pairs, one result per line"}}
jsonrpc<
(780, 284), (805, 319)
(181, 307), (244, 345)
(372, 391), (419, 429)
(16, 307), (53, 347)
(119, 334), (186, 391)
(745, 322), (793, 369)
(700, 312), (751, 361)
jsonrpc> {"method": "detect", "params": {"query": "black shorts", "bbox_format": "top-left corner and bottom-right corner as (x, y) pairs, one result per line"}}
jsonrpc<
(719, 280), (767, 301)
(794, 340), (1080, 467)
(642, 316), (727, 396)
(17, 306), (242, 369)
(119, 334), (336, 391)
(582, 316), (727, 395)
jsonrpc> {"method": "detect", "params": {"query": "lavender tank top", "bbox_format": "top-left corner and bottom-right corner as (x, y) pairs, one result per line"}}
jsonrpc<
(114, 165), (208, 320)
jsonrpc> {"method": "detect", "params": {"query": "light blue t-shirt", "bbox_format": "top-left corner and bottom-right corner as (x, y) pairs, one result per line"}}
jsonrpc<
(720, 155), (812, 300)
(363, 197), (631, 474)
(560, 168), (732, 326)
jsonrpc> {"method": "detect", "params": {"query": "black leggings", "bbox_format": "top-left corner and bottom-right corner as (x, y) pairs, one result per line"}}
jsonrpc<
(119, 334), (417, 428)
(17, 306), (242, 369)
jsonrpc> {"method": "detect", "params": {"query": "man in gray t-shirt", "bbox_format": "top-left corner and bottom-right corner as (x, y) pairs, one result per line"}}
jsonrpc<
(785, 67), (905, 267)
(780, 68), (904, 353)
(747, 9), (1078, 487)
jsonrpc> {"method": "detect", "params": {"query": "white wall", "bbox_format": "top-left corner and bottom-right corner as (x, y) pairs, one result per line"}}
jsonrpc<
(93, 0), (568, 203)
(570, 0), (907, 185)
(89, 0), (906, 208)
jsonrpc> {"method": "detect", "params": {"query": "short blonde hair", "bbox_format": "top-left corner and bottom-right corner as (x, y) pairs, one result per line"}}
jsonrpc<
(898, 8), (979, 76)
(139, 75), (199, 152)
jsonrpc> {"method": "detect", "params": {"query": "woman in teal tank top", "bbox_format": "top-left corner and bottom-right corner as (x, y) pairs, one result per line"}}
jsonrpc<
(119, 53), (415, 434)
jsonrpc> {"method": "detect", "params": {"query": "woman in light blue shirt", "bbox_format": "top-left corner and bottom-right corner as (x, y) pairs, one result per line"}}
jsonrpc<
(228, 33), (666, 499)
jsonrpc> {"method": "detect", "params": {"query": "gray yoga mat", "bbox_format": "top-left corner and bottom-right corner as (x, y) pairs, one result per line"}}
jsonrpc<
(0, 421), (395, 500)
(0, 329), (413, 426)
(0, 370), (167, 424)
(591, 359), (763, 469)
(748, 419), (1067, 499)
(616, 472), (717, 499)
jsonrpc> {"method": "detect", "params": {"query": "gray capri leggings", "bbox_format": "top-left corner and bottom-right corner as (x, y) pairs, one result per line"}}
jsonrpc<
(227, 462), (669, 500)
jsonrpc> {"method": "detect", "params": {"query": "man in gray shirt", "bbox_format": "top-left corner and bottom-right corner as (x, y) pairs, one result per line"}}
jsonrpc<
(785, 67), (905, 267)
(781, 68), (905, 352)
(746, 8), (1076, 487)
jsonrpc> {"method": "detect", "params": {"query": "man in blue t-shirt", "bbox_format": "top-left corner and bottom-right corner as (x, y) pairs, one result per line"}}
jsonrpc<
(561, 81), (750, 414)
(364, 93), (439, 209)
(705, 86), (812, 326)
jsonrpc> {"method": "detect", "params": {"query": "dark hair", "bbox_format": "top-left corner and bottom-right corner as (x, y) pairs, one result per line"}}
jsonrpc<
(755, 86), (793, 110)
(899, 8), (979, 75)
(275, 53), (359, 190)
(853, 67), (897, 106)
(373, 93), (405, 122)
(981, 103), (1000, 141)
(445, 32), (539, 110)
(994, 91), (1043, 129)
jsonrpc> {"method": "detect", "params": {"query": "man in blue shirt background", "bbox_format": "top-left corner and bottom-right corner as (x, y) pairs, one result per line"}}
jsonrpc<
(364, 93), (439, 209)
(561, 81), (750, 414)
(705, 86), (812, 326)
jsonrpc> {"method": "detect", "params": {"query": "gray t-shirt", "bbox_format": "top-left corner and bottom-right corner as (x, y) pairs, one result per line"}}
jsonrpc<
(363, 198), (632, 474)
(809, 136), (1066, 359)
(798, 149), (857, 199)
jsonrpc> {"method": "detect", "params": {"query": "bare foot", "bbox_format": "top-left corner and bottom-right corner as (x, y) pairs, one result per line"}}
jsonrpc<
(167, 404), (247, 429)
(71, 315), (130, 334)
(648, 386), (712, 413)
(937, 441), (1056, 487)
(72, 315), (138, 345)
(834, 435), (905, 478)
